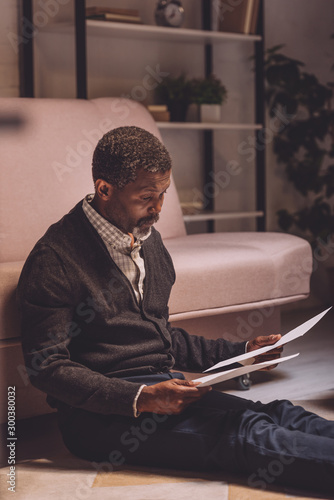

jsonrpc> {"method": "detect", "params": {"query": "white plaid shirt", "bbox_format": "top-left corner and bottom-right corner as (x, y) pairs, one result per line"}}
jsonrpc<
(82, 194), (151, 304)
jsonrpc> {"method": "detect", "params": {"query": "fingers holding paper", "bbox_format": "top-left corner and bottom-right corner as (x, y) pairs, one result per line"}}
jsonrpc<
(247, 334), (284, 370)
(200, 307), (331, 378)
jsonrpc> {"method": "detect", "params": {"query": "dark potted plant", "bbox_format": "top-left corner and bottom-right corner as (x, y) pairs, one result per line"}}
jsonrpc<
(189, 74), (228, 122)
(264, 44), (334, 245)
(155, 74), (192, 122)
(264, 44), (334, 301)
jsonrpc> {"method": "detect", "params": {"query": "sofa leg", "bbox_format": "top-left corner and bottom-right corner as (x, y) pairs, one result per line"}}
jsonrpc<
(235, 373), (252, 390)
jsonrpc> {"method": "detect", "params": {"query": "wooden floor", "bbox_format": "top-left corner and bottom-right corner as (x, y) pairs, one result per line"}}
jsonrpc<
(1, 306), (333, 500)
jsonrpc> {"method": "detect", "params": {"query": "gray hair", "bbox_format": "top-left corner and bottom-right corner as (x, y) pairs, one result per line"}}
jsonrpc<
(92, 126), (172, 189)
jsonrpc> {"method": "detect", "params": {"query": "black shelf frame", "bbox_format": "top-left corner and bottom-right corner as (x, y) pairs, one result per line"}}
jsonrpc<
(19, 0), (34, 97)
(19, 0), (265, 231)
(254, 0), (266, 231)
(201, 0), (266, 232)
(75, 0), (87, 99)
(19, 0), (88, 100)
(202, 0), (215, 233)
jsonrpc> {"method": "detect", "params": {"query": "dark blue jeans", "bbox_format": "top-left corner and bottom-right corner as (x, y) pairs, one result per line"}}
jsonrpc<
(57, 372), (334, 495)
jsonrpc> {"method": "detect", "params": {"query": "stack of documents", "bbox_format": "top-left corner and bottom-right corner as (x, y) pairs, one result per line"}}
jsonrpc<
(193, 308), (331, 387)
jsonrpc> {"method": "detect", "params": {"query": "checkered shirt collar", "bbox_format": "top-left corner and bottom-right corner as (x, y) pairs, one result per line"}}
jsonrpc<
(82, 194), (151, 254)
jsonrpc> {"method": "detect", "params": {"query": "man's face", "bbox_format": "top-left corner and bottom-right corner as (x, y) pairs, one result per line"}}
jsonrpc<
(104, 168), (171, 237)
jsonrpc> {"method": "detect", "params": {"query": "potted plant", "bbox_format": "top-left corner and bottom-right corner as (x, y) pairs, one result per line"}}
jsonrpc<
(155, 74), (192, 122)
(189, 74), (228, 122)
(264, 44), (334, 301)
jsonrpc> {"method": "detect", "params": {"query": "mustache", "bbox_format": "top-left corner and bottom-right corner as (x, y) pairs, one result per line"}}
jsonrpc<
(137, 213), (160, 227)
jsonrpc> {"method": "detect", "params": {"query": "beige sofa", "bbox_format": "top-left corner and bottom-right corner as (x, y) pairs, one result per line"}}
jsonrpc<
(0, 97), (312, 423)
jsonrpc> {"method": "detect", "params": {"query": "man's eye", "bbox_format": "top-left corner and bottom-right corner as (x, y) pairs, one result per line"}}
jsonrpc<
(142, 190), (167, 202)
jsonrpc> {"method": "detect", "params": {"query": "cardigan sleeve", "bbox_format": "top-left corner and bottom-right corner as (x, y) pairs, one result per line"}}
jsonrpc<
(165, 311), (247, 373)
(17, 243), (143, 417)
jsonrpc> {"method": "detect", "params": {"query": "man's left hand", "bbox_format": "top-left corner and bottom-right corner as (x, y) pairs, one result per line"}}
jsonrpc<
(246, 334), (283, 370)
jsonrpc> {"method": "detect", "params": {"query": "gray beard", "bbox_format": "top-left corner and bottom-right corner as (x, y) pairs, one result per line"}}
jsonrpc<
(134, 226), (150, 238)
(134, 213), (160, 237)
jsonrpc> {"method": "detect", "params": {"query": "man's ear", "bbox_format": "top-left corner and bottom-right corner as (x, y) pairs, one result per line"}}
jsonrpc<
(95, 179), (114, 200)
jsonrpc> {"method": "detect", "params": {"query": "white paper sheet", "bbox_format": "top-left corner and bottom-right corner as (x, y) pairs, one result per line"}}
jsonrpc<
(203, 307), (332, 373)
(193, 353), (299, 387)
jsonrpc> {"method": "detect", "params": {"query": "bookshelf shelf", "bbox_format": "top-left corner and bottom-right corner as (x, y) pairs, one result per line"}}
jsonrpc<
(183, 211), (264, 223)
(42, 20), (262, 44)
(156, 122), (262, 130)
(86, 20), (262, 43)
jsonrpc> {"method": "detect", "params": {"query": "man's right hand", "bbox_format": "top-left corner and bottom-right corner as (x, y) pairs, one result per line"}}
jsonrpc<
(137, 378), (212, 415)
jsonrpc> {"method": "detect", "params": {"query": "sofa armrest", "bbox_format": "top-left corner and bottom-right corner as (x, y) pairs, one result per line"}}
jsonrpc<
(0, 261), (24, 340)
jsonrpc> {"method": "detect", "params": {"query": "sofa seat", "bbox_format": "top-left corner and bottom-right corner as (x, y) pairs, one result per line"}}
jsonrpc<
(165, 232), (312, 320)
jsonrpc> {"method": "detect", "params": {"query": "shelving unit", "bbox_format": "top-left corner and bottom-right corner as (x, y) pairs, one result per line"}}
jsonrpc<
(156, 122), (262, 130)
(183, 210), (264, 223)
(43, 18), (261, 44)
(19, 0), (266, 232)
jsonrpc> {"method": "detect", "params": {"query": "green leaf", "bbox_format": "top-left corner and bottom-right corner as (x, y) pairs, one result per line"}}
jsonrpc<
(156, 74), (192, 104)
(273, 136), (298, 162)
(277, 209), (294, 231)
(188, 75), (227, 105)
(266, 44), (334, 245)
(266, 44), (286, 54)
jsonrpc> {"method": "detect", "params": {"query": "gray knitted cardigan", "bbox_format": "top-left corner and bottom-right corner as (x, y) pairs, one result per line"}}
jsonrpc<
(17, 201), (246, 417)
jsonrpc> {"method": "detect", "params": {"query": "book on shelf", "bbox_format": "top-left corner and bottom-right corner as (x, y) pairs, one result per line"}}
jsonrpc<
(87, 13), (143, 25)
(147, 105), (170, 122)
(85, 7), (140, 18)
(218, 0), (260, 35)
(86, 6), (142, 25)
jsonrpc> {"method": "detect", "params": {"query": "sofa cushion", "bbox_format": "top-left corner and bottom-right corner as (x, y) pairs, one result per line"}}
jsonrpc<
(165, 232), (312, 318)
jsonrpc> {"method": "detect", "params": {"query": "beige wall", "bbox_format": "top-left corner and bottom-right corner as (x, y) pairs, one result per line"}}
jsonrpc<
(0, 1), (19, 97)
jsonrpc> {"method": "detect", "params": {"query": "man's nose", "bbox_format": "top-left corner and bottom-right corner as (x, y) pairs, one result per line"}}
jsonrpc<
(149, 198), (163, 214)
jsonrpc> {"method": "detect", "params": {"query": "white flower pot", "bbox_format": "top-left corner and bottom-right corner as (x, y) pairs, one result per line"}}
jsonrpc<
(200, 104), (221, 123)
